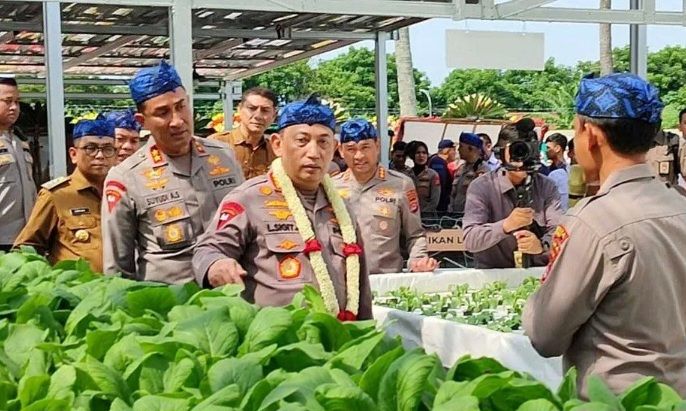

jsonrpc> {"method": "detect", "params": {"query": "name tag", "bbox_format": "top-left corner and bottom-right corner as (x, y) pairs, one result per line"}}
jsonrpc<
(212, 176), (237, 189)
(70, 207), (90, 216)
(145, 190), (182, 207)
(267, 223), (298, 233)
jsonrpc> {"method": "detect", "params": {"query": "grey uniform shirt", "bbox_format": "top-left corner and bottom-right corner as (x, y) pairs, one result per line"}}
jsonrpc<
(192, 173), (373, 319)
(334, 166), (428, 274)
(0, 131), (36, 245)
(102, 137), (244, 283)
(463, 170), (563, 268)
(524, 164), (686, 398)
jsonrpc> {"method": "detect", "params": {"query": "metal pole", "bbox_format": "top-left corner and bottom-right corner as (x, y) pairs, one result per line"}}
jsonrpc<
(630, 0), (648, 78)
(375, 31), (390, 166)
(169, 0), (194, 105)
(420, 89), (433, 117)
(222, 81), (234, 132)
(43, 1), (67, 178)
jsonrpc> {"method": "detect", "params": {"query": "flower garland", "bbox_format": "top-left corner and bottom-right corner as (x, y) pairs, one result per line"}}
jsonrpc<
(270, 158), (361, 320)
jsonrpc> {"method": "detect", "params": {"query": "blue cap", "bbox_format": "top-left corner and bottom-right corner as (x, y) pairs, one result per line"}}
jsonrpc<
(438, 139), (456, 150)
(575, 73), (663, 124)
(73, 117), (116, 141)
(277, 95), (336, 131)
(340, 119), (377, 143)
(104, 109), (141, 132)
(459, 132), (483, 150)
(129, 60), (183, 105)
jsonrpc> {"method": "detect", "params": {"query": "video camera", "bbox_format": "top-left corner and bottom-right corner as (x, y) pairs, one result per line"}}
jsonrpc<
(494, 118), (542, 173)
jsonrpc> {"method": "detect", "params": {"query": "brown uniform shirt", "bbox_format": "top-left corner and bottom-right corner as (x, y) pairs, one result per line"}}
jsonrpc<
(334, 166), (427, 274)
(462, 170), (563, 268)
(449, 159), (489, 214)
(524, 164), (686, 397)
(209, 128), (275, 180)
(411, 167), (440, 213)
(0, 131), (36, 245)
(102, 137), (244, 283)
(192, 173), (373, 319)
(14, 169), (104, 272)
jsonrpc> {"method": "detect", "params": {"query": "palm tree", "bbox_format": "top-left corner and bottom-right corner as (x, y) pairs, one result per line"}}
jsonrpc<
(599, 0), (613, 75)
(395, 26), (418, 117)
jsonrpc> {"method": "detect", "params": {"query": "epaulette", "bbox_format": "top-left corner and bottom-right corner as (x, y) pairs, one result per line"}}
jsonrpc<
(21, 141), (30, 150)
(200, 137), (230, 149)
(41, 176), (70, 190)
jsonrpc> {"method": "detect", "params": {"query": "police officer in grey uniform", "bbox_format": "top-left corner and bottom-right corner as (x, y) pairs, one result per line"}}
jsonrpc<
(102, 61), (243, 283)
(192, 97), (373, 320)
(645, 129), (685, 186)
(524, 74), (686, 397)
(0, 77), (35, 251)
(334, 119), (437, 274)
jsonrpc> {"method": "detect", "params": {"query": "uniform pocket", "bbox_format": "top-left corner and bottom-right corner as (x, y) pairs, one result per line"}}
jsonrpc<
(153, 218), (195, 250)
(371, 203), (398, 238)
(264, 232), (310, 283)
(0, 154), (16, 183)
(64, 215), (98, 249)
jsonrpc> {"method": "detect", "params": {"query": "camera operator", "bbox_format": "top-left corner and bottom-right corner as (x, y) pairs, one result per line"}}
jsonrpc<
(462, 118), (563, 269)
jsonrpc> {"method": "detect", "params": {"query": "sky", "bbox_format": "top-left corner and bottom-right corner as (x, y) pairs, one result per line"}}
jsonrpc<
(313, 0), (686, 87)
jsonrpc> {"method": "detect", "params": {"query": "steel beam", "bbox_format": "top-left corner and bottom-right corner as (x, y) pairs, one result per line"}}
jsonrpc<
(63, 35), (141, 70)
(630, 0), (648, 79)
(169, 1), (194, 102)
(43, 1), (67, 178)
(496, 0), (556, 19)
(375, 31), (389, 167)
(194, 38), (243, 60)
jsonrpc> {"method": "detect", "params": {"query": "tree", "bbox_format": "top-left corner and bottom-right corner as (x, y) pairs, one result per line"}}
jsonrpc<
(395, 27), (418, 117)
(242, 61), (316, 104)
(310, 47), (431, 116)
(599, 0), (613, 76)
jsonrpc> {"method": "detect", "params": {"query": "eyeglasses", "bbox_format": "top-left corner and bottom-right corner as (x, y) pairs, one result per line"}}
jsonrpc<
(78, 144), (117, 158)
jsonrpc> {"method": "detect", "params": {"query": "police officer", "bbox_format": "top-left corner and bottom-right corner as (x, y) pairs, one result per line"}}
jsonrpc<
(208, 87), (277, 179)
(0, 77), (36, 252)
(389, 140), (413, 178)
(14, 118), (116, 272)
(524, 74), (686, 397)
(105, 109), (141, 164)
(192, 96), (372, 320)
(449, 132), (488, 214)
(334, 119), (437, 275)
(645, 129), (685, 186)
(102, 61), (244, 283)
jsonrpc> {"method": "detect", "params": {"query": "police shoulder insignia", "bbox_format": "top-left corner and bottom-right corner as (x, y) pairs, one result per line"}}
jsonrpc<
(542, 225), (570, 283)
(406, 189), (419, 213)
(217, 201), (245, 230)
(42, 176), (70, 190)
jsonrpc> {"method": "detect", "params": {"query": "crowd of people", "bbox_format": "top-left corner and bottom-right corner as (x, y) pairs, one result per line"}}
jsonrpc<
(2, 60), (686, 396)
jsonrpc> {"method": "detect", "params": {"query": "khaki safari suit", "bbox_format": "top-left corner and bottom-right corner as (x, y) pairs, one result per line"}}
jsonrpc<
(14, 168), (104, 272)
(102, 137), (244, 283)
(449, 159), (489, 214)
(0, 131), (36, 246)
(209, 128), (275, 180)
(524, 164), (686, 397)
(333, 166), (427, 274)
(192, 172), (373, 319)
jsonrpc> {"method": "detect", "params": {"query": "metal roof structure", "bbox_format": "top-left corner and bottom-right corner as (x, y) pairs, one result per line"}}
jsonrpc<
(2, 0), (685, 177)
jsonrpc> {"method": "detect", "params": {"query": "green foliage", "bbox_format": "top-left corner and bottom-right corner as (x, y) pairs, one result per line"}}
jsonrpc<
(0, 249), (684, 411)
(442, 93), (507, 120)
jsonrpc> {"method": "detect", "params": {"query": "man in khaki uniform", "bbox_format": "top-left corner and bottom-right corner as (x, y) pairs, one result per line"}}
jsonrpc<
(449, 132), (488, 214)
(208, 87), (277, 180)
(102, 61), (244, 283)
(14, 118), (116, 272)
(524, 73), (686, 397)
(0, 77), (36, 251)
(105, 109), (141, 164)
(334, 119), (436, 274)
(193, 96), (372, 320)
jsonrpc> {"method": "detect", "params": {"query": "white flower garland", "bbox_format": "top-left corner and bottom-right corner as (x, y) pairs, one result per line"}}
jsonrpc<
(270, 158), (360, 318)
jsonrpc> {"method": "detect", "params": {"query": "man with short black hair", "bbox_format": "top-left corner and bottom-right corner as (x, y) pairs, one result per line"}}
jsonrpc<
(429, 139), (456, 212)
(389, 140), (413, 178)
(0, 77), (36, 252)
(525, 73), (686, 397)
(545, 133), (570, 210)
(209, 87), (278, 179)
(15, 118), (116, 272)
(479, 132), (501, 171)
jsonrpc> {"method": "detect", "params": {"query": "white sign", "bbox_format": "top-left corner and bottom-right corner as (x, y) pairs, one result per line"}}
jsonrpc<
(446, 30), (545, 71)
